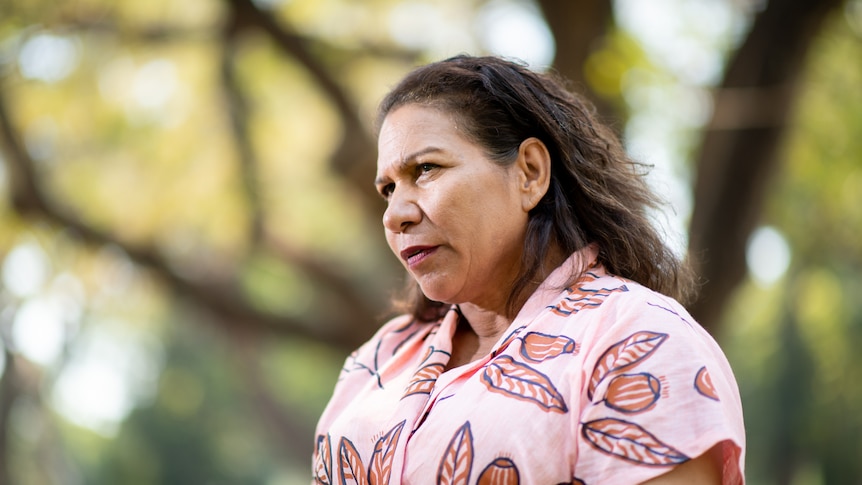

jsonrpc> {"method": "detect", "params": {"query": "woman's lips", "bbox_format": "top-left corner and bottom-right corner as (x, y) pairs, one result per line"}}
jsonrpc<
(400, 246), (438, 268)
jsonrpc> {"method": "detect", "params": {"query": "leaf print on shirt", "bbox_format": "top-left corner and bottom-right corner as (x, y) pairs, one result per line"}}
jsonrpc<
(694, 366), (720, 401)
(495, 326), (526, 356)
(368, 420), (406, 485)
(548, 285), (628, 316)
(603, 373), (665, 414)
(477, 457), (520, 485)
(403, 345), (450, 398)
(520, 332), (579, 362)
(437, 421), (474, 485)
(581, 418), (689, 466)
(342, 318), (433, 389)
(313, 434), (333, 485)
(339, 437), (368, 485)
(482, 355), (568, 413)
(403, 362), (446, 398)
(588, 331), (668, 400)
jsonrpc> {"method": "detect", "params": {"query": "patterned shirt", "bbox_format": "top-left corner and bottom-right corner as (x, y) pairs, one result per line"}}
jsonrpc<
(313, 246), (745, 484)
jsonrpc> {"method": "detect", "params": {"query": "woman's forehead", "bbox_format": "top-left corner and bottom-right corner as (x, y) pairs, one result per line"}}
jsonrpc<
(378, 106), (463, 153)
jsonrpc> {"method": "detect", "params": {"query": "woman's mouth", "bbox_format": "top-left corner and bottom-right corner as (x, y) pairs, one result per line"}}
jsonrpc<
(400, 246), (438, 268)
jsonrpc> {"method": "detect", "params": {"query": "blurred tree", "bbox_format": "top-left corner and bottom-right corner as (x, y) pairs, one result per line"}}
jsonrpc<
(0, 0), (859, 483)
(723, 7), (862, 483)
(687, 0), (845, 331)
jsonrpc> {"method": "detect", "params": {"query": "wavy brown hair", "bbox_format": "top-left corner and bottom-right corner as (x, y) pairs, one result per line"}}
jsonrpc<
(377, 55), (696, 322)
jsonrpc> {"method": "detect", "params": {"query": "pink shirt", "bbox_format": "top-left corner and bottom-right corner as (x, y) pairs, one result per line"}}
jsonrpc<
(313, 247), (745, 484)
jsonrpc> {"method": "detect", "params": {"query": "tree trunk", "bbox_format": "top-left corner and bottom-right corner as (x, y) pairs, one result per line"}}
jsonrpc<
(687, 0), (844, 333)
(537, 0), (615, 119)
(0, 351), (16, 485)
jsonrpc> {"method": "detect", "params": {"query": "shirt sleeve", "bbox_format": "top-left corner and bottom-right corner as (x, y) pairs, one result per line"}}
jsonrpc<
(572, 288), (745, 485)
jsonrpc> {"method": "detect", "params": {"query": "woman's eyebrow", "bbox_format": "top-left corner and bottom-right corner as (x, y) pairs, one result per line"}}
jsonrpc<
(375, 146), (444, 185)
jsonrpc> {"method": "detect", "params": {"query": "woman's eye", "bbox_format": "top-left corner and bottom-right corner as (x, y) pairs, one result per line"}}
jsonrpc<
(380, 183), (395, 198)
(418, 163), (436, 173)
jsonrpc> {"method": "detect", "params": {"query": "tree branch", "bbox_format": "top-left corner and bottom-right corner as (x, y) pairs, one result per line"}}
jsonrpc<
(223, 0), (381, 206)
(219, 13), (383, 337)
(223, 0), (363, 131)
(537, 0), (616, 121)
(0, 349), (16, 485)
(0, 85), (366, 352)
(56, 19), (214, 43)
(220, 24), (265, 243)
(262, 232), (382, 337)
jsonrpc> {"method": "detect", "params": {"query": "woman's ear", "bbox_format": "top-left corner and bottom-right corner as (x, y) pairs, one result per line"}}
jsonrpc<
(516, 137), (551, 211)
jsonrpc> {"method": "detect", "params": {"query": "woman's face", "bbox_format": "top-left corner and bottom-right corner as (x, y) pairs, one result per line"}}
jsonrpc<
(375, 104), (530, 312)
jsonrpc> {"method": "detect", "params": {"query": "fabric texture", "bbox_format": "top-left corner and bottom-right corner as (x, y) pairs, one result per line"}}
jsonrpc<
(313, 246), (745, 484)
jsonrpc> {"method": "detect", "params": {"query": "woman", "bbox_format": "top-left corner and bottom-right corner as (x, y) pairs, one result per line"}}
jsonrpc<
(313, 55), (745, 484)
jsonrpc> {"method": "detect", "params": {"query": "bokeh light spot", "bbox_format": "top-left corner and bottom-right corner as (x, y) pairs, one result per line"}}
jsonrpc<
(2, 242), (50, 297)
(18, 33), (79, 83)
(746, 226), (792, 287)
(11, 297), (65, 366)
(476, 0), (555, 68)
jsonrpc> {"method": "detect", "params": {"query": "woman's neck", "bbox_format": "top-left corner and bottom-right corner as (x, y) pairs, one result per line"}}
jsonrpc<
(444, 293), (529, 370)
(444, 304), (508, 370)
(444, 243), (569, 370)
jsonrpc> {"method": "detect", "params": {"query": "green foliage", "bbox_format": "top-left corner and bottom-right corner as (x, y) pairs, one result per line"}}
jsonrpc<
(84, 322), (281, 484)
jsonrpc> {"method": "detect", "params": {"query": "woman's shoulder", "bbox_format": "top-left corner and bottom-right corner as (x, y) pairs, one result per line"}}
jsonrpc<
(569, 269), (700, 332)
(565, 273), (745, 484)
(545, 268), (728, 368)
(544, 268), (663, 323)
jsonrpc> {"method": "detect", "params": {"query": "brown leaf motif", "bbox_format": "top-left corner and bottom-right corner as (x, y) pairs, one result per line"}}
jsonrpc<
(604, 373), (662, 413)
(403, 362), (445, 398)
(694, 366), (720, 401)
(520, 331), (579, 362)
(549, 285), (628, 316)
(437, 421), (475, 485)
(588, 331), (668, 400)
(339, 437), (368, 485)
(477, 457), (520, 485)
(496, 326), (526, 355)
(368, 420), (405, 485)
(314, 434), (333, 485)
(582, 418), (689, 466)
(482, 355), (568, 413)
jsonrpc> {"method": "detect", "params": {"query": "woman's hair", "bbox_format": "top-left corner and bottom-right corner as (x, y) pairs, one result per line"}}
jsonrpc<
(377, 54), (696, 321)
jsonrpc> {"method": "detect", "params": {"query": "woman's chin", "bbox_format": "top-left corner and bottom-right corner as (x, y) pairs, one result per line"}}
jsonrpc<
(416, 284), (459, 305)
(420, 291), (454, 305)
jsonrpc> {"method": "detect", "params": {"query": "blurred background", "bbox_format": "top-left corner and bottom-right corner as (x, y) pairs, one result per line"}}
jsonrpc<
(0, 0), (860, 483)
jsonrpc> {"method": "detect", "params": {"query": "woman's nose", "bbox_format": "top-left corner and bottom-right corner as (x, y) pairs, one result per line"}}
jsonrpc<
(382, 188), (421, 233)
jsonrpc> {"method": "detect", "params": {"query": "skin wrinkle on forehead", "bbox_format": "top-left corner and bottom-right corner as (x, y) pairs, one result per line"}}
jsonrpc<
(378, 104), (509, 182)
(376, 106), (468, 189)
(376, 113), (428, 186)
(374, 146), (444, 188)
